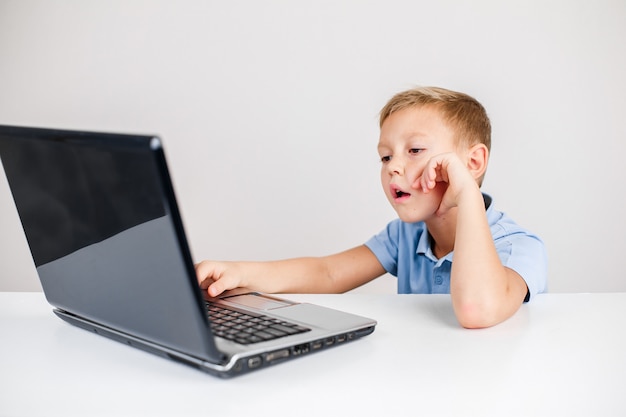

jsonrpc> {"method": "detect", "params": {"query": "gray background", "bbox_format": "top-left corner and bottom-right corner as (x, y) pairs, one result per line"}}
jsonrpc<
(1, 0), (625, 293)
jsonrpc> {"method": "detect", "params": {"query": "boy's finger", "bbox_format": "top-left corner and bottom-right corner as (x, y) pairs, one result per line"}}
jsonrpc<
(208, 274), (237, 297)
(195, 261), (218, 287)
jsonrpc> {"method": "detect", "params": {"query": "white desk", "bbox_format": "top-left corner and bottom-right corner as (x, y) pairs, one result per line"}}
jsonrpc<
(1, 292), (625, 417)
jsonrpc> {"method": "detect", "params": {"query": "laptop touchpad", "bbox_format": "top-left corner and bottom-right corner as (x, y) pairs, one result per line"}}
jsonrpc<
(221, 294), (294, 310)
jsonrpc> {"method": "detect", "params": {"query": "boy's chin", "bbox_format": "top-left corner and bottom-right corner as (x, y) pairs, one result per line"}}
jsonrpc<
(395, 208), (437, 223)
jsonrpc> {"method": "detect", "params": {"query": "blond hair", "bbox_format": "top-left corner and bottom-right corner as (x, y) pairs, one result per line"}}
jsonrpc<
(379, 86), (491, 152)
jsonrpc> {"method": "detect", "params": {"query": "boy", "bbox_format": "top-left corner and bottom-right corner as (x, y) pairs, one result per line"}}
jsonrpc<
(196, 86), (548, 328)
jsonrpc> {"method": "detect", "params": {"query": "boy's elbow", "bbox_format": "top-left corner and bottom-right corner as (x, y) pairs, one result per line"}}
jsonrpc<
(453, 301), (506, 329)
(452, 277), (527, 329)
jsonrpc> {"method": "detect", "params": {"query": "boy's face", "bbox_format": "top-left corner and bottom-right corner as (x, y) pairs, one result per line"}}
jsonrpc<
(377, 105), (458, 223)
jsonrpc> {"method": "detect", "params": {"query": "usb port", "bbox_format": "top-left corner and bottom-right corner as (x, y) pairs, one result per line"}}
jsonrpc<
(311, 340), (323, 350)
(336, 334), (347, 343)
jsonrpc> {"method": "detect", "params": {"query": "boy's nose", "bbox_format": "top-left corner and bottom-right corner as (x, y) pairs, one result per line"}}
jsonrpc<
(387, 157), (404, 175)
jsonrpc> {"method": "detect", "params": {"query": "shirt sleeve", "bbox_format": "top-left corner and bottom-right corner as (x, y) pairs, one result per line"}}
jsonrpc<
(364, 220), (401, 276)
(494, 232), (548, 301)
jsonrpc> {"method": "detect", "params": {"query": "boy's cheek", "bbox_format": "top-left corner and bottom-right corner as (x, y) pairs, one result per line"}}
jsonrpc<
(410, 178), (423, 191)
(418, 187), (446, 211)
(408, 167), (426, 189)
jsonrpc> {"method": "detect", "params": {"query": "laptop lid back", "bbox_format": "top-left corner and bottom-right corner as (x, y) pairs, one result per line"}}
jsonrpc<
(0, 125), (223, 363)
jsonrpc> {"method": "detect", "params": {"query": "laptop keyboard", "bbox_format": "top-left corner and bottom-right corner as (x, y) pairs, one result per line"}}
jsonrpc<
(205, 302), (310, 345)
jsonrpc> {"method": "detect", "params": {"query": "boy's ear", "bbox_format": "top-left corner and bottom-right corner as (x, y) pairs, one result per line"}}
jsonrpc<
(466, 143), (489, 182)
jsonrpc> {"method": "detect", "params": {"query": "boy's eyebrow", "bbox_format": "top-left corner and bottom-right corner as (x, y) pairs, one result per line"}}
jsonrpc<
(376, 142), (391, 152)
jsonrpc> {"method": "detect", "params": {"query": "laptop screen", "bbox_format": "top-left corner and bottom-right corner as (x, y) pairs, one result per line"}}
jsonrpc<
(0, 126), (220, 361)
(0, 130), (165, 266)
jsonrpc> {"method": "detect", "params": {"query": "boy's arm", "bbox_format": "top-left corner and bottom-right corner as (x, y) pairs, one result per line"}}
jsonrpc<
(418, 150), (528, 328)
(196, 245), (385, 297)
(451, 187), (528, 328)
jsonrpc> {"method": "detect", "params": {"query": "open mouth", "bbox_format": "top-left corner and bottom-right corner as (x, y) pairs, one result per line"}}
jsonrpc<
(391, 184), (411, 200)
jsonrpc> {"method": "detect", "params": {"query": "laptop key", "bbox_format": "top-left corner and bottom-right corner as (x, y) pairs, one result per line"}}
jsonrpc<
(206, 302), (311, 344)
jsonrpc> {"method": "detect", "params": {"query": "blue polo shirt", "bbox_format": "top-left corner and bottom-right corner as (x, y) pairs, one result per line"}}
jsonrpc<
(364, 194), (547, 301)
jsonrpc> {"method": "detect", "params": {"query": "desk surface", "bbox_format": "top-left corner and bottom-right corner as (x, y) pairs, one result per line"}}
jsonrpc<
(1, 292), (625, 417)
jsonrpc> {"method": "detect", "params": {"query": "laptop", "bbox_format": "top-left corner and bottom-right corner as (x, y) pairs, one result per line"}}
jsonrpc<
(0, 125), (377, 378)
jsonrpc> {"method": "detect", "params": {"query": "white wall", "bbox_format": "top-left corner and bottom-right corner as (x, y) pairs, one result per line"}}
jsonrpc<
(1, 0), (625, 293)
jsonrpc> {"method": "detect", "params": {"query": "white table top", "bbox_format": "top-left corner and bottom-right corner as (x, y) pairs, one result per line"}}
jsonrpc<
(1, 291), (625, 417)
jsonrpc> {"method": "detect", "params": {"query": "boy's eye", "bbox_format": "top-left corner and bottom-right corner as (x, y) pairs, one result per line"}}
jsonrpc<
(409, 148), (424, 154)
(380, 155), (392, 163)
